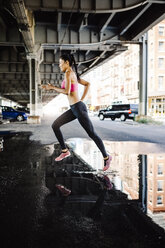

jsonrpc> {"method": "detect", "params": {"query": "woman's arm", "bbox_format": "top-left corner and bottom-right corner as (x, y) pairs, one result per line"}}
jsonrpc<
(78, 78), (90, 101)
(41, 84), (68, 95)
(41, 71), (71, 95)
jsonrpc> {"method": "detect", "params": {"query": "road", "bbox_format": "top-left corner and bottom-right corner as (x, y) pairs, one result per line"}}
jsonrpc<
(57, 116), (165, 146)
(0, 115), (165, 146)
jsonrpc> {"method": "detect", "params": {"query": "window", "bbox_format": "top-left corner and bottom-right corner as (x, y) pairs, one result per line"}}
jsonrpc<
(159, 104), (162, 113)
(151, 104), (154, 112)
(3, 107), (12, 112)
(157, 181), (163, 191)
(157, 196), (163, 205)
(150, 181), (153, 191)
(159, 26), (164, 36)
(158, 164), (163, 175)
(108, 105), (113, 110)
(157, 155), (164, 160)
(159, 41), (164, 51)
(158, 58), (164, 68)
(150, 163), (153, 174)
(158, 76), (164, 90)
(156, 105), (158, 113)
(149, 195), (152, 204)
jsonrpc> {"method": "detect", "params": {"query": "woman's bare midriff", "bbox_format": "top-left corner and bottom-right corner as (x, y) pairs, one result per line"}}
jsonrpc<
(67, 91), (80, 105)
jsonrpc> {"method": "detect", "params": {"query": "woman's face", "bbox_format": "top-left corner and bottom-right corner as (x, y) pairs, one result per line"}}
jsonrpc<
(59, 58), (69, 72)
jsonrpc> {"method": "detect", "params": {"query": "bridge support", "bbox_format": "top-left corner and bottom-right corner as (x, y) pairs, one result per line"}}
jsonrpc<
(139, 155), (147, 214)
(27, 56), (41, 124)
(138, 33), (148, 117)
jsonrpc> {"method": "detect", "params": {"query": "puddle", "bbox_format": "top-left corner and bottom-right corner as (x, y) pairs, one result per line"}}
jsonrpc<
(0, 137), (4, 152)
(66, 138), (165, 231)
(0, 134), (165, 247)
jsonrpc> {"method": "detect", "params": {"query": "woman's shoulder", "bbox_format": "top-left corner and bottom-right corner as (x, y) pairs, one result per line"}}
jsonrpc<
(65, 69), (75, 78)
(65, 70), (78, 83)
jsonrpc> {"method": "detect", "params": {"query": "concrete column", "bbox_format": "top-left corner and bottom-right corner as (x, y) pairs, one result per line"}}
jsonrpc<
(139, 33), (148, 116)
(0, 97), (2, 106)
(27, 57), (41, 124)
(30, 58), (36, 115)
(139, 155), (147, 213)
(141, 155), (147, 213)
(35, 62), (43, 117)
(36, 87), (43, 117)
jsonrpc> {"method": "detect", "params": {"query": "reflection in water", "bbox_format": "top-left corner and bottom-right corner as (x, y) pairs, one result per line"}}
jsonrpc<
(66, 138), (140, 200)
(147, 154), (165, 230)
(0, 137), (4, 152)
(66, 138), (165, 231)
(1, 133), (165, 247)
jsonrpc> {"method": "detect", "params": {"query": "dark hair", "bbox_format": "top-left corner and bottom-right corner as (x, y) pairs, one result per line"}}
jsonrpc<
(60, 53), (80, 80)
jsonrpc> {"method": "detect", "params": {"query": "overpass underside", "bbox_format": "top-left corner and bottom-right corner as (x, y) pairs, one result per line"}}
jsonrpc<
(0, 0), (165, 119)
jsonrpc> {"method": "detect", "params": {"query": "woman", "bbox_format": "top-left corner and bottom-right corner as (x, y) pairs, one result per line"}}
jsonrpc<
(42, 54), (112, 171)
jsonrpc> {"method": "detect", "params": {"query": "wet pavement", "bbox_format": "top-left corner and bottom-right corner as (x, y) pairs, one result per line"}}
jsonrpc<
(0, 132), (165, 248)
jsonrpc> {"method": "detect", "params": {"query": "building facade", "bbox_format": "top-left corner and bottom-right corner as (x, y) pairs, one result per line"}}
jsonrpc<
(85, 19), (165, 121)
(85, 43), (139, 109)
(148, 20), (165, 121)
(148, 154), (165, 213)
(147, 154), (165, 230)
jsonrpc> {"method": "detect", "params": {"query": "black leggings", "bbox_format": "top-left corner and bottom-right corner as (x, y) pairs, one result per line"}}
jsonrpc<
(52, 101), (107, 158)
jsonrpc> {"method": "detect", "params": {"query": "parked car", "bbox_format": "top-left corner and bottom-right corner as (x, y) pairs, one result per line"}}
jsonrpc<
(15, 106), (30, 114)
(1, 106), (29, 121)
(98, 104), (138, 121)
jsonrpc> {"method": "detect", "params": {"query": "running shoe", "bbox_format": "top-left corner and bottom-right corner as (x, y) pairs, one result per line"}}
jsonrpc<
(103, 155), (112, 171)
(56, 184), (71, 196)
(55, 150), (71, 161)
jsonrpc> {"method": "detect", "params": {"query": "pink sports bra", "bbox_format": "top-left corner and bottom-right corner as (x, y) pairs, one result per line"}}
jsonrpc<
(61, 80), (78, 92)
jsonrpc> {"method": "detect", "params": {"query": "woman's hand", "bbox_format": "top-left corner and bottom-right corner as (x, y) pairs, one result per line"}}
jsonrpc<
(41, 84), (54, 90)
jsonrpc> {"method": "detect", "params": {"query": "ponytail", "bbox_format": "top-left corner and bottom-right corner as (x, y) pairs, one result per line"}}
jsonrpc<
(70, 54), (80, 80)
(60, 53), (80, 80)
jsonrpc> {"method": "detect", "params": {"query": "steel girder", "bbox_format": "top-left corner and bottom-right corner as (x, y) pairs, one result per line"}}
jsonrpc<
(24, 0), (164, 13)
(10, 0), (34, 53)
(0, 0), (165, 105)
(0, 46), (29, 105)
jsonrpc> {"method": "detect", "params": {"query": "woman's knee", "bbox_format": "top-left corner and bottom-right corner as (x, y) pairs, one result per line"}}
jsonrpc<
(52, 121), (60, 131)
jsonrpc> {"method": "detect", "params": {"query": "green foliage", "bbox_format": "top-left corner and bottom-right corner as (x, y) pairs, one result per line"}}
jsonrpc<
(136, 117), (163, 125)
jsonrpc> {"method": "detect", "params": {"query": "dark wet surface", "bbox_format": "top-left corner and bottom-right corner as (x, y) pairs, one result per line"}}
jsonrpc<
(0, 133), (165, 248)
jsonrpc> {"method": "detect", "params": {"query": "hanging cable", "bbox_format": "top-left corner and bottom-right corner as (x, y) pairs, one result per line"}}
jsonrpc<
(60, 0), (77, 47)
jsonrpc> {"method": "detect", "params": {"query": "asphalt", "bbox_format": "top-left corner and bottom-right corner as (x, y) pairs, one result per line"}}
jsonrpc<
(0, 122), (165, 248)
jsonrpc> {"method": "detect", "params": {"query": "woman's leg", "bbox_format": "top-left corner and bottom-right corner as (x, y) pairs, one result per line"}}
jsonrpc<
(71, 102), (108, 158)
(72, 102), (112, 170)
(52, 109), (76, 150)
